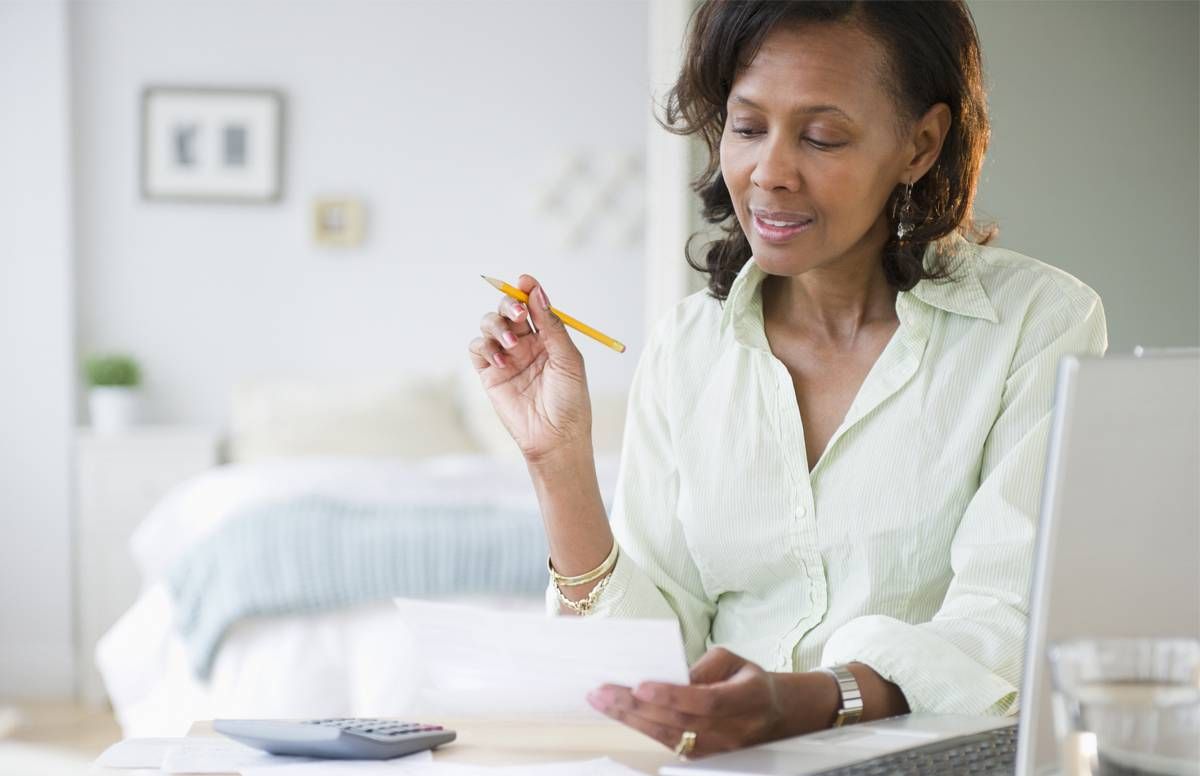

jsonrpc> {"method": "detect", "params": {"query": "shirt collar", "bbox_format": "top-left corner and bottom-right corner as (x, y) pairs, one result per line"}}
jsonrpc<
(906, 231), (998, 324)
(720, 231), (998, 345)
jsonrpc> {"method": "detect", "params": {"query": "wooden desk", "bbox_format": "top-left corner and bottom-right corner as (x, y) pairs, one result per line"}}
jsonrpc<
(189, 716), (678, 774)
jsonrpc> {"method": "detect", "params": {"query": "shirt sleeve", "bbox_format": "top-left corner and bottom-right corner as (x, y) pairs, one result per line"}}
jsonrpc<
(820, 286), (1109, 716)
(546, 315), (717, 665)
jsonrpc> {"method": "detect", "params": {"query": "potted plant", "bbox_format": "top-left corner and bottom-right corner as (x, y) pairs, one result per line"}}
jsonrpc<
(84, 353), (142, 433)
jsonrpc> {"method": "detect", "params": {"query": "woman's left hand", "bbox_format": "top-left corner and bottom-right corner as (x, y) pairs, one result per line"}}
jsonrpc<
(587, 647), (839, 758)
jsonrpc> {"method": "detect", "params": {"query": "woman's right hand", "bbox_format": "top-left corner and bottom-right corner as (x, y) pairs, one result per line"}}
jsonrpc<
(468, 274), (592, 464)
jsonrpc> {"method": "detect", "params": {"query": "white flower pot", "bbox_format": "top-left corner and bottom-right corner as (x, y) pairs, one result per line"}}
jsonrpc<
(88, 387), (140, 433)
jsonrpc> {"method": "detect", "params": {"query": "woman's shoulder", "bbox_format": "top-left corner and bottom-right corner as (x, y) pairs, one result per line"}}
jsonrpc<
(966, 239), (1103, 317)
(959, 239), (1108, 359)
(630, 289), (731, 398)
(643, 286), (727, 358)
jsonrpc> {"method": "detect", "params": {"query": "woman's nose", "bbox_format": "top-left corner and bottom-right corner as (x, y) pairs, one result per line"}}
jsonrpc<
(750, 134), (802, 192)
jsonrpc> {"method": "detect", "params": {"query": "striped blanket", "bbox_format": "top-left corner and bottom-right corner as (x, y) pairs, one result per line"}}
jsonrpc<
(166, 495), (550, 679)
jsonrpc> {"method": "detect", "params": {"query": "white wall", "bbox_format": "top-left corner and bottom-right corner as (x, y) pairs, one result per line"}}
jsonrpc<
(645, 0), (707, 328)
(73, 0), (650, 428)
(74, 0), (1197, 429)
(969, 0), (1199, 350)
(0, 0), (76, 696)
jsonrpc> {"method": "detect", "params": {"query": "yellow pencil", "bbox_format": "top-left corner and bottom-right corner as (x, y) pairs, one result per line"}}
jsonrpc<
(481, 276), (626, 354)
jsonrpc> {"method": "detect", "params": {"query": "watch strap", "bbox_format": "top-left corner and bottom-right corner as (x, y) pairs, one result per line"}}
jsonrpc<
(819, 664), (864, 726)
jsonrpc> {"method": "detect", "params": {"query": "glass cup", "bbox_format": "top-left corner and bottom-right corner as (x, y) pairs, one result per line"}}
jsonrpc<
(1048, 638), (1200, 776)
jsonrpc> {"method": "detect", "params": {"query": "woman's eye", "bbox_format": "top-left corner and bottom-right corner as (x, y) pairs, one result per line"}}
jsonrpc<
(730, 127), (844, 150)
(805, 137), (844, 151)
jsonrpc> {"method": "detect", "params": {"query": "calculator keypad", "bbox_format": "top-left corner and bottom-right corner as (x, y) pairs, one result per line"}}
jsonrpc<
(303, 718), (445, 739)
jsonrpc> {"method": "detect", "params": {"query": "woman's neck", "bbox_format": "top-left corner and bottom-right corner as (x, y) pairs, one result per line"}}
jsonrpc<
(763, 224), (899, 347)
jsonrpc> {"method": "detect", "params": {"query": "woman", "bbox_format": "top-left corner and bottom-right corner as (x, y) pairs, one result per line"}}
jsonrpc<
(468, 0), (1106, 759)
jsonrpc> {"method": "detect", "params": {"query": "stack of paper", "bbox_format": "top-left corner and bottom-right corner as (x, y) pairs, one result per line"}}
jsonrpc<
(96, 738), (644, 775)
(94, 737), (432, 773)
(241, 757), (645, 775)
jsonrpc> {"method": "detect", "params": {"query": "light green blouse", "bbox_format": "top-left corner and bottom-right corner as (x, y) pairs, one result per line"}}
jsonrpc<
(548, 232), (1108, 717)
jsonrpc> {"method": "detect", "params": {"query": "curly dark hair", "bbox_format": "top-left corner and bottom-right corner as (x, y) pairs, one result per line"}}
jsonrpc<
(662, 0), (996, 300)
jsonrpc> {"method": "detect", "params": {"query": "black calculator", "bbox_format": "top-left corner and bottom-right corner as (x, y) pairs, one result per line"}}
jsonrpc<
(214, 718), (457, 760)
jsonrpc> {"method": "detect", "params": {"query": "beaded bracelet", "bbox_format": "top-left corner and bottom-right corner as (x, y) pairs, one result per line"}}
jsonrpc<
(554, 568), (614, 615)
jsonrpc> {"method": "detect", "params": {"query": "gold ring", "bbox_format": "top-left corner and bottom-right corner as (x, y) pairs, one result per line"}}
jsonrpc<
(674, 729), (697, 759)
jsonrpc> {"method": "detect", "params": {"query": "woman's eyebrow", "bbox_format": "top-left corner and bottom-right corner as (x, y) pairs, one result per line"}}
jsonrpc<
(729, 94), (854, 123)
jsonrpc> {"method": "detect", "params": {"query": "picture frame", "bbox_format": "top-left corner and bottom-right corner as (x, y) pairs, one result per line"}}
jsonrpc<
(312, 198), (367, 248)
(140, 86), (285, 203)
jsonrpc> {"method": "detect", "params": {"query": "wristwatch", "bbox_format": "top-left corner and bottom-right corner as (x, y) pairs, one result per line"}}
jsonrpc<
(819, 664), (864, 727)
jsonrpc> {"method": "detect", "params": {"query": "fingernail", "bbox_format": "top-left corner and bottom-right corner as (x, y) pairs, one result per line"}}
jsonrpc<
(492, 353), (506, 368)
(535, 286), (550, 309)
(502, 332), (517, 348)
(511, 303), (526, 319)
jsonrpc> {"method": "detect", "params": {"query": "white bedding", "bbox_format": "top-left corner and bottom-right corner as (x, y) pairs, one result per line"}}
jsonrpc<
(99, 454), (619, 737)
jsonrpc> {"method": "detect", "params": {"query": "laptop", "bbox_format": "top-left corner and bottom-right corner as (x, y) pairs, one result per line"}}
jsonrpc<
(662, 349), (1200, 776)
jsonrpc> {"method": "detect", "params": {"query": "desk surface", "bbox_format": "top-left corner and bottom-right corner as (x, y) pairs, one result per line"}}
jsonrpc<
(189, 716), (678, 774)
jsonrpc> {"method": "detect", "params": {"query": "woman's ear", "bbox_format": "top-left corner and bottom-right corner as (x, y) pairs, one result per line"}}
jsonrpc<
(905, 102), (952, 183)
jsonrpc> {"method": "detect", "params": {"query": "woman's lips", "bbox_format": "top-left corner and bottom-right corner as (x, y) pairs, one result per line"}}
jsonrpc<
(752, 212), (814, 243)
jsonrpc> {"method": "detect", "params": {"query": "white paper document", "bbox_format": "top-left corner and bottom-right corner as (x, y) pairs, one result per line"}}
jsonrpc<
(392, 599), (690, 715)
(159, 737), (316, 773)
(94, 737), (180, 769)
(421, 758), (647, 775)
(243, 756), (638, 776)
(239, 751), (432, 775)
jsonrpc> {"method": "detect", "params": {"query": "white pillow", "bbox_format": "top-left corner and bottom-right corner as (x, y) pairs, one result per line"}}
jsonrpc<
(455, 365), (627, 458)
(229, 375), (481, 463)
(455, 366), (526, 460)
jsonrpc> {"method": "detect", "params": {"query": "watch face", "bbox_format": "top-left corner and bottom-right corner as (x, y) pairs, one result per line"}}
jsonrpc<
(834, 710), (862, 727)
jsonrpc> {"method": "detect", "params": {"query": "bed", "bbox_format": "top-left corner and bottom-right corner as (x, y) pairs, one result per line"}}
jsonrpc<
(95, 372), (625, 737)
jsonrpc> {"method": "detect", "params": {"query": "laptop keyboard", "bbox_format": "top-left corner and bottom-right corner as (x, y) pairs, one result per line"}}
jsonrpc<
(813, 724), (1017, 776)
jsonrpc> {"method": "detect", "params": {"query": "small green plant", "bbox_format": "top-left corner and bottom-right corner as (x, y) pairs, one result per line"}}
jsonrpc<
(84, 354), (141, 388)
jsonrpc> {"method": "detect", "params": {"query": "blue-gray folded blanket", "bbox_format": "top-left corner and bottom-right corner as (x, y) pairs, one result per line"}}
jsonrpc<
(166, 495), (549, 680)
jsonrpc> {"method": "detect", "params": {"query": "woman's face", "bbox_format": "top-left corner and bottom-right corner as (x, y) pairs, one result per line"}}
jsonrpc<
(720, 22), (940, 278)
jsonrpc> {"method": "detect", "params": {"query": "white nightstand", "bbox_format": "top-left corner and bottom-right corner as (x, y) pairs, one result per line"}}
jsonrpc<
(74, 425), (220, 705)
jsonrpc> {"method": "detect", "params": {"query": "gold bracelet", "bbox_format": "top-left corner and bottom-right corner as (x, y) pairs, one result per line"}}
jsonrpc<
(554, 568), (614, 615)
(548, 541), (619, 587)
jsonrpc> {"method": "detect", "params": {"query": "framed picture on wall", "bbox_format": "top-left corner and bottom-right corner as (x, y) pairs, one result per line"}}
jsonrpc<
(140, 86), (285, 203)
